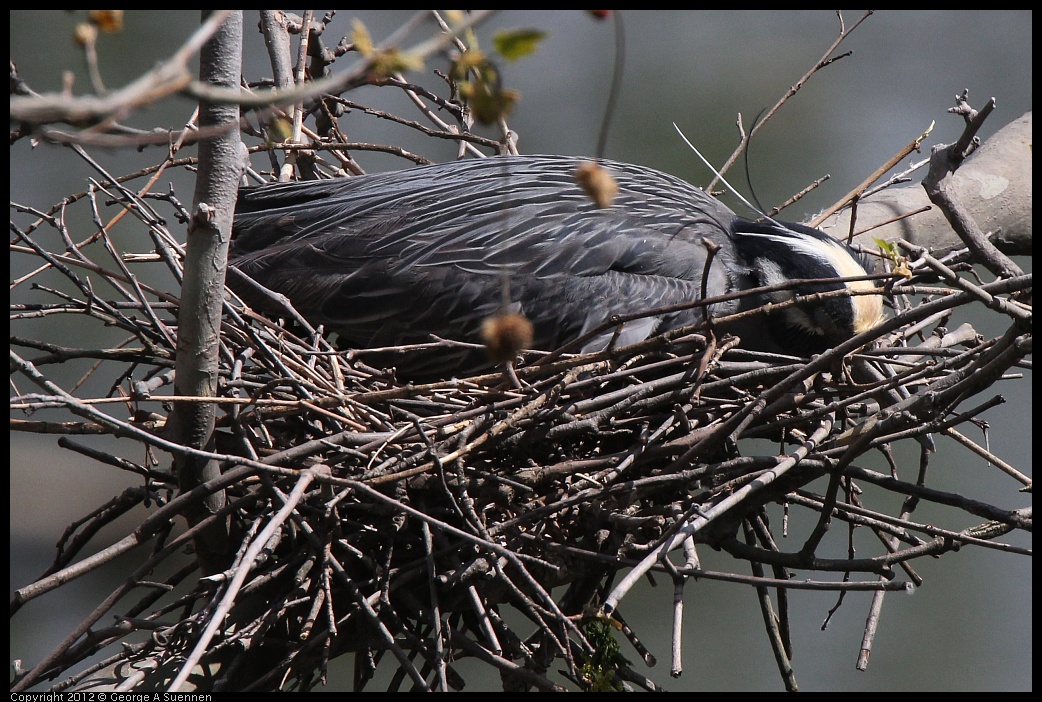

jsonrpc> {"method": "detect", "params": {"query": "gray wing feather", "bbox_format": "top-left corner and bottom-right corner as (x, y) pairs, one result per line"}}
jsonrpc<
(230, 155), (743, 367)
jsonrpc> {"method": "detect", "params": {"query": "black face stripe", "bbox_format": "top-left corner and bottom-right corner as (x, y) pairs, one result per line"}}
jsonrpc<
(732, 219), (862, 288)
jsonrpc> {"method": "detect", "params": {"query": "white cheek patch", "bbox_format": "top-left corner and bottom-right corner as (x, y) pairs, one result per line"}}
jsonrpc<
(822, 239), (885, 334)
(756, 258), (796, 303)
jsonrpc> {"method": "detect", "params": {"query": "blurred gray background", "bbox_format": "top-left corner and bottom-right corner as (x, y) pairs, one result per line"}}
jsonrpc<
(10, 10), (1031, 691)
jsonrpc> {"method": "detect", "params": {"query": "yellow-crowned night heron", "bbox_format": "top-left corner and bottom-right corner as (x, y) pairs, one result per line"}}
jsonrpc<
(230, 155), (884, 377)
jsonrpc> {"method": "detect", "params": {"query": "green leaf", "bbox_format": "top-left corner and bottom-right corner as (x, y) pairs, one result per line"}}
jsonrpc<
(459, 82), (518, 124)
(351, 19), (374, 57)
(492, 28), (547, 61)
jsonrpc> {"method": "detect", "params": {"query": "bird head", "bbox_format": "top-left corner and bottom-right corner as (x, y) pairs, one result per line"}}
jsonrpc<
(728, 219), (885, 356)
